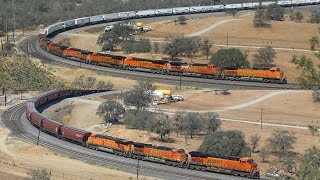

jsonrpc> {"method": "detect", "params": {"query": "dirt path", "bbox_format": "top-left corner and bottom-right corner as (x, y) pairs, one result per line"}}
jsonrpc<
(225, 90), (295, 110)
(186, 19), (240, 37)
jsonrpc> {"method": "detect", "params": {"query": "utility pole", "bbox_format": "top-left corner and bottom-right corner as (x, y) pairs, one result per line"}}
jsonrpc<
(36, 127), (41, 145)
(260, 108), (264, 130)
(227, 33), (229, 49)
(6, 14), (8, 43)
(12, 0), (15, 41)
(136, 158), (140, 179)
(179, 71), (182, 90)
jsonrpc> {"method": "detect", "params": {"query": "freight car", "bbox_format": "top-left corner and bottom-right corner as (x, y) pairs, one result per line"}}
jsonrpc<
(26, 90), (260, 179)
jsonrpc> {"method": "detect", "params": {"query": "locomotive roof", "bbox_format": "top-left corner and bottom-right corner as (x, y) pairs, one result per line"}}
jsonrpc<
(133, 142), (152, 147)
(96, 53), (126, 59)
(69, 48), (93, 54)
(189, 151), (241, 161)
(132, 57), (168, 64)
(190, 63), (209, 66)
(115, 138), (134, 144)
(169, 61), (187, 66)
(95, 134), (115, 140)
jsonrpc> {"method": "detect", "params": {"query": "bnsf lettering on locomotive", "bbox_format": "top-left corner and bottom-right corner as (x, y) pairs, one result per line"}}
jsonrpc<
(208, 159), (222, 164)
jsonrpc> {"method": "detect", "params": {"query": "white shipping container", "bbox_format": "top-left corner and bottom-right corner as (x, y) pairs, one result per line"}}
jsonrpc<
(173, 7), (190, 14)
(90, 15), (104, 23)
(206, 5), (224, 11)
(225, 3), (242, 9)
(75, 17), (90, 26)
(136, 10), (156, 17)
(305, 0), (320, 4)
(119, 11), (136, 19)
(261, 1), (276, 6)
(155, 8), (173, 15)
(189, 6), (207, 13)
(63, 19), (76, 28)
(291, 0), (306, 4)
(103, 13), (119, 21)
(277, 0), (292, 6)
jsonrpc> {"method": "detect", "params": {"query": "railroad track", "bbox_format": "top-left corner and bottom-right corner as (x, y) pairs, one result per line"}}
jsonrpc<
(19, 35), (301, 90)
(1, 102), (251, 180)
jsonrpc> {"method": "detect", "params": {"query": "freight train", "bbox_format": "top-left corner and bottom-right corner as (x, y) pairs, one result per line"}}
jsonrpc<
(39, 37), (287, 84)
(26, 90), (260, 178)
(37, 1), (320, 84)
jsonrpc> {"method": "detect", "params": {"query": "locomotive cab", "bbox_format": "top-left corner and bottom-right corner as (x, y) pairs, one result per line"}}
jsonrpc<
(240, 158), (260, 178)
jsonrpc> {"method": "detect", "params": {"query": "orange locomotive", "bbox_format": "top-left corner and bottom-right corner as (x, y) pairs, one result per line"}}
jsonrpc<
(224, 67), (287, 84)
(38, 36), (287, 84)
(86, 53), (125, 68)
(87, 134), (188, 166)
(189, 151), (260, 178)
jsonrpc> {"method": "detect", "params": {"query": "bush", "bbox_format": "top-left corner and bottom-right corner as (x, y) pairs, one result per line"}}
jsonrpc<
(199, 130), (251, 157)
(211, 48), (250, 70)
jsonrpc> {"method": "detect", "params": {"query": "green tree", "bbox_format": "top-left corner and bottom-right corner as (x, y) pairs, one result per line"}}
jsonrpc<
(310, 10), (320, 24)
(291, 55), (320, 89)
(253, 8), (271, 28)
(96, 101), (125, 123)
(199, 130), (251, 157)
(201, 112), (221, 133)
(309, 36), (319, 50)
(290, 11), (304, 22)
(296, 147), (320, 180)
(97, 23), (135, 51)
(1, 57), (64, 91)
(123, 110), (154, 129)
(96, 80), (114, 90)
(28, 169), (51, 180)
(266, 3), (285, 21)
(148, 111), (173, 141)
(178, 16), (187, 25)
(260, 146), (270, 162)
(250, 133), (261, 153)
(272, 152), (298, 179)
(123, 80), (155, 111)
(253, 46), (276, 68)
(313, 90), (320, 102)
(181, 112), (205, 139)
(72, 75), (97, 90)
(211, 48), (250, 69)
(267, 130), (297, 160)
(307, 125), (319, 135)
(201, 39), (212, 60)
(153, 42), (161, 54)
(173, 111), (185, 136)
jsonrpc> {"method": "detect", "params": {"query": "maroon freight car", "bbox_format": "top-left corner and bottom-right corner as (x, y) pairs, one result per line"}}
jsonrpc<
(61, 126), (91, 146)
(25, 103), (34, 120)
(42, 119), (63, 136)
(30, 112), (46, 127)
(58, 90), (73, 98)
(47, 91), (61, 102)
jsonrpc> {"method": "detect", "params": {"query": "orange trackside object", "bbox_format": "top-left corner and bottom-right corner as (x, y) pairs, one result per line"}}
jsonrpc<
(87, 134), (133, 152)
(143, 146), (188, 162)
(186, 64), (220, 75)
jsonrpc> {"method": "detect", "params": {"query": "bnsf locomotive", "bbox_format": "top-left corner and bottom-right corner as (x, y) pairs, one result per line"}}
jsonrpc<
(39, 37), (287, 84)
(26, 90), (260, 178)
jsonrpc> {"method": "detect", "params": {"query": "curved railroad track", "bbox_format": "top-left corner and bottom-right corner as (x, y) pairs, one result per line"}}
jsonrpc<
(17, 15), (301, 90)
(1, 99), (253, 180)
